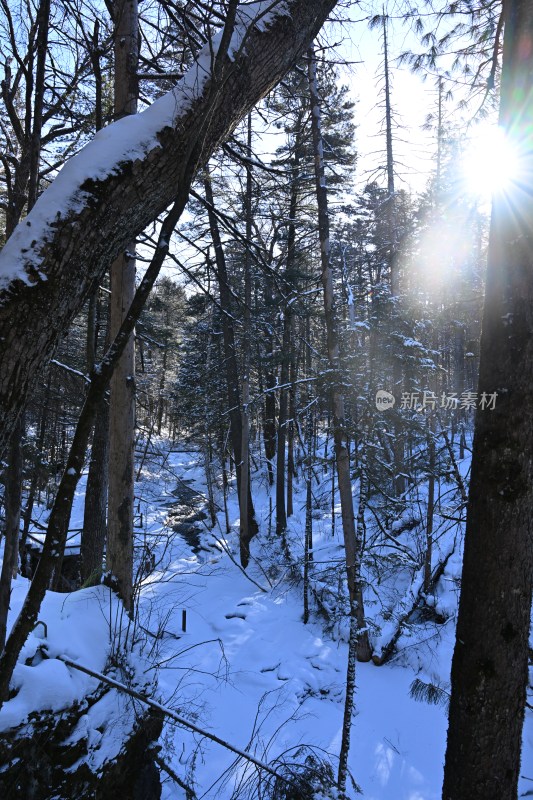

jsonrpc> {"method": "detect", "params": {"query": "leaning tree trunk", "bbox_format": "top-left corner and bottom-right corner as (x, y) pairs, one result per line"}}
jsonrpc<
(0, 0), (338, 462)
(442, 3), (533, 798)
(0, 192), (188, 708)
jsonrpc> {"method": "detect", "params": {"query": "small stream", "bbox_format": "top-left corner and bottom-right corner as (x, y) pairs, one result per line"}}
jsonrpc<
(166, 480), (211, 556)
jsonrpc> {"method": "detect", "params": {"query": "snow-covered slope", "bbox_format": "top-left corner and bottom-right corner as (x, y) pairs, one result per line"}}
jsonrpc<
(2, 441), (533, 799)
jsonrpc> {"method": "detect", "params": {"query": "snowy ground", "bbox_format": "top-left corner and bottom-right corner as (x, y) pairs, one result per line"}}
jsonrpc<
(2, 441), (533, 798)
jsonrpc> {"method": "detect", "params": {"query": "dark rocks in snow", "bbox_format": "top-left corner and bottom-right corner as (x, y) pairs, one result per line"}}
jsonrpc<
(166, 480), (210, 556)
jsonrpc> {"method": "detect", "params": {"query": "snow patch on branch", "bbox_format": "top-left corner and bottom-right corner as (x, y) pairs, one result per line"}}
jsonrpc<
(0, 0), (291, 293)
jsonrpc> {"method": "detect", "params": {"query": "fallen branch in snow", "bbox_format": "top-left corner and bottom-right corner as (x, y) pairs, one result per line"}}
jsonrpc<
(50, 359), (90, 383)
(54, 653), (297, 787)
(207, 532), (269, 592)
(154, 754), (198, 800)
(436, 414), (468, 503)
(372, 542), (457, 666)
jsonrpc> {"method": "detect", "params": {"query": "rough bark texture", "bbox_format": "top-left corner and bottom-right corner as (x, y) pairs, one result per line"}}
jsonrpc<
(80, 397), (110, 585)
(0, 419), (22, 652)
(81, 292), (109, 588)
(107, 250), (136, 609)
(442, 2), (533, 798)
(107, 0), (138, 613)
(0, 0), (338, 461)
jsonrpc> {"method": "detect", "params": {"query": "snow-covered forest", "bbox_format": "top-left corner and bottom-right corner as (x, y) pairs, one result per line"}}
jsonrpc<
(1, 1), (532, 798)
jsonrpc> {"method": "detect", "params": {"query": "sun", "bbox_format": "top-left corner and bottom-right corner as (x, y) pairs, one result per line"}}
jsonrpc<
(462, 125), (520, 197)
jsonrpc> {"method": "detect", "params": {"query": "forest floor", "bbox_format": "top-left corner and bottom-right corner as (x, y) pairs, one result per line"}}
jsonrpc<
(2, 440), (533, 799)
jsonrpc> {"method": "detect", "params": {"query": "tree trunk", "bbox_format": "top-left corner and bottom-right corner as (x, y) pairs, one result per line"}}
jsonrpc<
(0, 0), (338, 462)
(0, 191), (188, 707)
(203, 335), (217, 529)
(286, 320), (297, 518)
(275, 114), (303, 537)
(382, 14), (405, 497)
(0, 419), (23, 652)
(0, 0), (50, 639)
(107, 250), (136, 610)
(81, 286), (110, 587)
(203, 172), (258, 553)
(307, 44), (372, 664)
(275, 309), (291, 537)
(262, 288), (277, 486)
(303, 406), (314, 626)
(423, 416), (435, 594)
(442, 3), (533, 798)
(106, 0), (138, 613)
(239, 114), (254, 567)
(80, 397), (110, 585)
(80, 43), (109, 587)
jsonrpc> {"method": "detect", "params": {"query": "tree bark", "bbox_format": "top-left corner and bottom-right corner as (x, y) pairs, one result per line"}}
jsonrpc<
(382, 14), (405, 497)
(80, 36), (109, 589)
(105, 0), (138, 613)
(0, 191), (188, 706)
(307, 44), (372, 663)
(0, 0), (338, 461)
(286, 319), (297, 518)
(80, 396), (110, 585)
(423, 416), (435, 594)
(275, 308), (291, 537)
(0, 0), (51, 640)
(0, 420), (23, 652)
(442, 3), (533, 798)
(203, 172), (258, 555)
(303, 405), (314, 625)
(239, 113), (254, 566)
(107, 250), (136, 608)
(275, 113), (303, 537)
(81, 288), (109, 587)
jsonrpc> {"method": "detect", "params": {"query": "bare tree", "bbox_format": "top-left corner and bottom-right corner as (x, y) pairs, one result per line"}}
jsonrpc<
(0, 0), (338, 462)
(307, 43), (371, 798)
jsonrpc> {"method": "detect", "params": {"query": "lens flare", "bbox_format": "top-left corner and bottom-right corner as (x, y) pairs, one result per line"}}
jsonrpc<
(462, 125), (520, 196)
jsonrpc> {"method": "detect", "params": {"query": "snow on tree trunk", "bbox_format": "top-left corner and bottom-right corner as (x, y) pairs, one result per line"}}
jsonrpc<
(0, 0), (338, 461)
